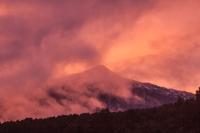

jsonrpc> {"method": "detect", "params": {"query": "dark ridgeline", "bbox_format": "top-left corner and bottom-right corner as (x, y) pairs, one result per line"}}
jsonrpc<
(0, 89), (200, 133)
(196, 87), (200, 101)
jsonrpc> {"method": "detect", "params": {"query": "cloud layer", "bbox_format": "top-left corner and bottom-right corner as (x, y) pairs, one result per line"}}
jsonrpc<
(0, 0), (200, 121)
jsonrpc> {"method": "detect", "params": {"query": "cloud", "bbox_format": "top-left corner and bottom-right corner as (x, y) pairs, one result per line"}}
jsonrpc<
(0, 0), (200, 121)
(104, 0), (200, 93)
(0, 0), (154, 89)
(47, 89), (69, 106)
(115, 33), (200, 93)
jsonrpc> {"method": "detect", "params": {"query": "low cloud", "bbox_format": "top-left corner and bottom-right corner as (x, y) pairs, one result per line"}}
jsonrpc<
(0, 0), (200, 121)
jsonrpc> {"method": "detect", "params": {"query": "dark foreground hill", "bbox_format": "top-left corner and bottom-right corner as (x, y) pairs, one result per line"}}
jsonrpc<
(0, 96), (200, 133)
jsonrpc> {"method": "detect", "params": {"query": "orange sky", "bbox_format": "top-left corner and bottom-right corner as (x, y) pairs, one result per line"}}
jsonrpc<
(0, 0), (200, 94)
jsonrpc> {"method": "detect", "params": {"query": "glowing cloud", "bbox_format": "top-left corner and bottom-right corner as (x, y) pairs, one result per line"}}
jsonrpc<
(0, 0), (200, 121)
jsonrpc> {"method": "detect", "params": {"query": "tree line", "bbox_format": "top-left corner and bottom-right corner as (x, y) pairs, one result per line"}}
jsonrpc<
(0, 88), (200, 133)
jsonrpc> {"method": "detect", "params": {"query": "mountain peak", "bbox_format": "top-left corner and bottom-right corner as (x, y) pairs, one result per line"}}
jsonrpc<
(64, 65), (130, 87)
(87, 65), (112, 74)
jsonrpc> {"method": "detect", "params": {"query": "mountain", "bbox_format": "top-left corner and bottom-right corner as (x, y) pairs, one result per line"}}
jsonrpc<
(43, 65), (194, 112)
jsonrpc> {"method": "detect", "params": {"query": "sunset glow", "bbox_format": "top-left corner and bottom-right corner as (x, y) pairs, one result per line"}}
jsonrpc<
(0, 0), (200, 121)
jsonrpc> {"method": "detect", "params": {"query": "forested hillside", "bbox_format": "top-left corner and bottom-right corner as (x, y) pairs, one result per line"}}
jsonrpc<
(0, 92), (200, 133)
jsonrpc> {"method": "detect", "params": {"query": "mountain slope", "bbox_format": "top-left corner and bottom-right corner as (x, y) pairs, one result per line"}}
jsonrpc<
(44, 65), (194, 112)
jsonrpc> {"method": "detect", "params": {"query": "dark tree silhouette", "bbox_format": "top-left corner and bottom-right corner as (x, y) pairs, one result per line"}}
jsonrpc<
(196, 87), (200, 101)
(0, 89), (199, 133)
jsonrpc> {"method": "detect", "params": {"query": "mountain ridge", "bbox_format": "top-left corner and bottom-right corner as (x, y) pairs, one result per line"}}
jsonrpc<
(0, 65), (194, 122)
(44, 65), (194, 112)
